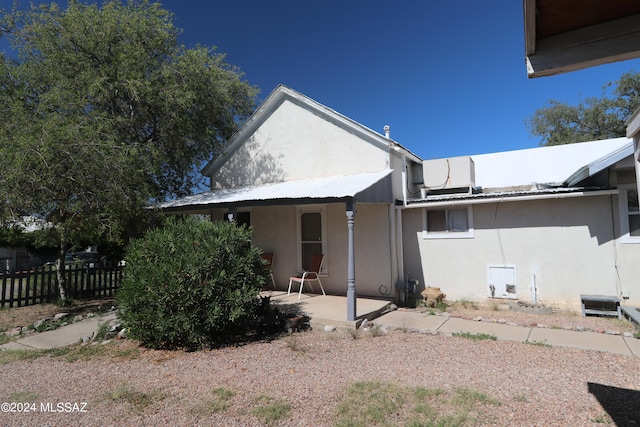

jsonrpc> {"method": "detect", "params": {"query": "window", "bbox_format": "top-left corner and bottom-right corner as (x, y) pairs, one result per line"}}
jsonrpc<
(619, 186), (640, 243)
(297, 206), (327, 273)
(423, 206), (473, 239)
(222, 211), (250, 228)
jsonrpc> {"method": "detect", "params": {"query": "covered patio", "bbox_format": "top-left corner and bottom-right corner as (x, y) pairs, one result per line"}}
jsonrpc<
(260, 291), (390, 329)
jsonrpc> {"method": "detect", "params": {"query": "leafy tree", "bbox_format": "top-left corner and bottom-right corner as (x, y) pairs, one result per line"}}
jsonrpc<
(117, 217), (269, 350)
(527, 71), (640, 146)
(0, 1), (258, 300)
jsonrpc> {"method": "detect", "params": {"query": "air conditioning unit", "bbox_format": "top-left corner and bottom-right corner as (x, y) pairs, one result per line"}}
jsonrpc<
(423, 156), (475, 194)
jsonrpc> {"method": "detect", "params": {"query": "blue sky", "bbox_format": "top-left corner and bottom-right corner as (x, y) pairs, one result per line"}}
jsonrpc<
(3, 0), (640, 160)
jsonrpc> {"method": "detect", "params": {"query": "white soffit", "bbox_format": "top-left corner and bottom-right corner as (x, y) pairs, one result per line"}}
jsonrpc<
(471, 137), (632, 189)
(159, 170), (393, 210)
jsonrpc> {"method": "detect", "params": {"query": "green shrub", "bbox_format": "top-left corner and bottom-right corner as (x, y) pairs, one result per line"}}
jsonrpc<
(117, 217), (269, 350)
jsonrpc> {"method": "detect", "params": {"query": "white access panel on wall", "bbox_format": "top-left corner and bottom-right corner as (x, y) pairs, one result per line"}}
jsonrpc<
(488, 265), (517, 299)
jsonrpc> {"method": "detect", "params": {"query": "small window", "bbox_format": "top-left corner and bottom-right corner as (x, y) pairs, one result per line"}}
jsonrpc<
(423, 206), (473, 239)
(619, 186), (640, 243)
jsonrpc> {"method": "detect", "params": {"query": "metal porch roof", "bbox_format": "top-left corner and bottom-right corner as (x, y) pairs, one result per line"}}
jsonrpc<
(159, 170), (394, 213)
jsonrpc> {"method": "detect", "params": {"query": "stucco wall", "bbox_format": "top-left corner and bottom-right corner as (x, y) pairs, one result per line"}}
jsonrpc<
(401, 194), (640, 310)
(210, 100), (391, 188)
(214, 202), (395, 298)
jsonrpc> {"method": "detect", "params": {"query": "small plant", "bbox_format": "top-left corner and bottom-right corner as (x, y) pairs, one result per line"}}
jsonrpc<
(435, 301), (449, 311)
(368, 324), (384, 337)
(456, 298), (478, 310)
(7, 391), (40, 402)
(347, 328), (360, 340)
(191, 387), (235, 415)
(252, 395), (291, 426)
(93, 321), (111, 341)
(0, 333), (9, 345)
(592, 413), (613, 424)
(453, 332), (497, 341)
(452, 387), (501, 409)
(526, 339), (551, 348)
(285, 336), (307, 353)
(35, 318), (65, 333)
(633, 329), (640, 339)
(104, 382), (166, 410)
(513, 392), (529, 402)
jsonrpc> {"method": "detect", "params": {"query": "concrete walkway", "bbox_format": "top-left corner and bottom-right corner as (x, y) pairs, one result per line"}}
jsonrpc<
(375, 310), (640, 358)
(0, 311), (118, 351)
(1, 300), (638, 359)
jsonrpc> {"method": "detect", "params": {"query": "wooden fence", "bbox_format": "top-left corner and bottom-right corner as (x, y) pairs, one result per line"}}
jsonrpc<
(0, 264), (123, 308)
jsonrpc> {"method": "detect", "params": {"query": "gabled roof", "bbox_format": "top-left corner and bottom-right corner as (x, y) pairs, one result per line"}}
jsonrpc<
(201, 85), (420, 177)
(471, 137), (632, 189)
(159, 170), (393, 213)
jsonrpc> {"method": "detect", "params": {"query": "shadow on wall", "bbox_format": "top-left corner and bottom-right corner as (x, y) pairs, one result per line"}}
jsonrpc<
(588, 382), (640, 425)
(213, 135), (286, 188)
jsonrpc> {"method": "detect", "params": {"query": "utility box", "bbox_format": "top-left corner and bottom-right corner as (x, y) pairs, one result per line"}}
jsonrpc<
(423, 156), (475, 193)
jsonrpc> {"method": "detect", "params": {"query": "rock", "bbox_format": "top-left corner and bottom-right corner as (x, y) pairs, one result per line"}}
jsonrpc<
(53, 313), (68, 320)
(20, 326), (28, 333)
(117, 328), (128, 339)
(109, 323), (122, 333)
(507, 322), (518, 327)
(9, 326), (22, 337)
(497, 319), (507, 324)
(324, 325), (336, 332)
(439, 312), (451, 317)
(473, 316), (482, 321)
(360, 319), (370, 329)
(60, 322), (68, 327)
(86, 312), (96, 318)
(388, 304), (398, 311)
(81, 336), (91, 343)
(623, 332), (634, 338)
(73, 315), (83, 322)
(605, 330), (620, 335)
(575, 325), (586, 332)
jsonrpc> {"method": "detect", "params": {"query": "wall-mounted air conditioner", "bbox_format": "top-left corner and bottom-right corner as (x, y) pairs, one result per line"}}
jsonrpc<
(422, 156), (475, 193)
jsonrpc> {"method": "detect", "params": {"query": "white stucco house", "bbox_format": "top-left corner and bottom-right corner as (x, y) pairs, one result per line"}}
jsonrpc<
(161, 85), (640, 318)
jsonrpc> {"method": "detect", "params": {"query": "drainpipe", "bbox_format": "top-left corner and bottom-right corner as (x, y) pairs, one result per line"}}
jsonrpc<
(401, 155), (408, 207)
(396, 206), (405, 302)
(388, 204), (398, 295)
(530, 274), (537, 304)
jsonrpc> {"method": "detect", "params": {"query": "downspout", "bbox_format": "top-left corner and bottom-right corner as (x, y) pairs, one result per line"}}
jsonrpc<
(396, 206), (405, 302)
(401, 154), (408, 207)
(387, 204), (398, 296)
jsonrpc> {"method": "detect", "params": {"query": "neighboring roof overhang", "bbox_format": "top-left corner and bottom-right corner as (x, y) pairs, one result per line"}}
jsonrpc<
(159, 170), (394, 214)
(201, 85), (421, 177)
(524, 0), (640, 78)
(565, 140), (634, 186)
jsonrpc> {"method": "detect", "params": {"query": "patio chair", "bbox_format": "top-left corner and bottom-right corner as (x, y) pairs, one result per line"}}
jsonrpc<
(261, 252), (276, 290)
(287, 253), (325, 299)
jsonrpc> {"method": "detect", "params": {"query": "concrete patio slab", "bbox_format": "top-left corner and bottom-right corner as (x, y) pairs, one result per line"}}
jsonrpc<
(528, 328), (633, 356)
(437, 317), (532, 342)
(372, 310), (448, 332)
(624, 336), (640, 357)
(266, 291), (389, 329)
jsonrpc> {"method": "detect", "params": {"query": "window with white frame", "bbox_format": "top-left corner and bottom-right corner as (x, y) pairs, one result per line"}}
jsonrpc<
(297, 206), (328, 273)
(619, 185), (640, 243)
(422, 206), (473, 239)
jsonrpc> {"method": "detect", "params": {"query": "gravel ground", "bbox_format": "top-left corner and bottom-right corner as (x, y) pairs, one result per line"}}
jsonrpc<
(1, 300), (639, 426)
(1, 324), (639, 426)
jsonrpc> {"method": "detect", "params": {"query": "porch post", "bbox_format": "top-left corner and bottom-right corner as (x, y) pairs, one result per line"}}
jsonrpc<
(346, 199), (356, 321)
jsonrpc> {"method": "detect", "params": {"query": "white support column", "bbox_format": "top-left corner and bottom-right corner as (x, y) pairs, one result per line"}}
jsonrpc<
(346, 199), (356, 321)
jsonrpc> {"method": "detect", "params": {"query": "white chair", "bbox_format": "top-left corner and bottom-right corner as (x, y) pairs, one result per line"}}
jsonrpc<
(287, 253), (325, 299)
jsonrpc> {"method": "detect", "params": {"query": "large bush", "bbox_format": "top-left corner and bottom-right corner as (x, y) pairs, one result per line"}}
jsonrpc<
(117, 217), (269, 350)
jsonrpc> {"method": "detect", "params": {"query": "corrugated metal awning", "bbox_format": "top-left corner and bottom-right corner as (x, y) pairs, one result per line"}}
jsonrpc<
(159, 170), (394, 213)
